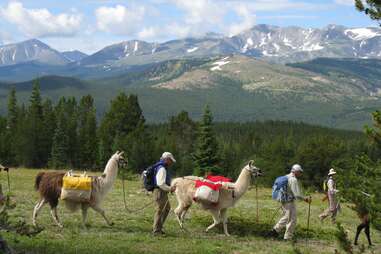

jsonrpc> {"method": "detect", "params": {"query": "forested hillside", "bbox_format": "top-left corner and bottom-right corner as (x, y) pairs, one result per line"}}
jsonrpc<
(0, 82), (375, 189)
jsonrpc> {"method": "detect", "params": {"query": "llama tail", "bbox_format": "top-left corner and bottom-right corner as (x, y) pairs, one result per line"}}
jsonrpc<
(63, 200), (81, 212)
(171, 177), (183, 188)
(35, 172), (45, 191)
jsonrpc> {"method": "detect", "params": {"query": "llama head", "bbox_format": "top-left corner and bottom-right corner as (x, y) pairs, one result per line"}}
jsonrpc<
(246, 160), (262, 177)
(112, 151), (128, 169)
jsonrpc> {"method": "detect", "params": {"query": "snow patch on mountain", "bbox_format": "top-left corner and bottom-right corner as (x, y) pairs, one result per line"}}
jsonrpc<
(345, 28), (381, 40)
(187, 47), (198, 53)
(242, 38), (254, 53)
(134, 41), (138, 52)
(241, 38), (253, 52)
(210, 57), (230, 71)
(301, 43), (324, 52)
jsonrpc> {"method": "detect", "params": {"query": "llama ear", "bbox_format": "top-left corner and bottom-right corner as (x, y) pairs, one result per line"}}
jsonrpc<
(118, 151), (124, 156)
(249, 160), (255, 167)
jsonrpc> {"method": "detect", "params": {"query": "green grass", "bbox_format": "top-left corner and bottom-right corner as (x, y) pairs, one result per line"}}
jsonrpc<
(2, 169), (380, 254)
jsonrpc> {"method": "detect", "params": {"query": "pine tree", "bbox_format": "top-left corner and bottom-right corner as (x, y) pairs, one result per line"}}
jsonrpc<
(78, 95), (98, 169)
(365, 110), (381, 147)
(21, 80), (44, 167)
(193, 105), (221, 175)
(339, 111), (381, 230)
(40, 99), (56, 166)
(5, 88), (18, 164)
(355, 0), (381, 25)
(50, 111), (69, 169)
(99, 93), (151, 170)
(338, 155), (381, 230)
(0, 116), (12, 165)
(65, 97), (79, 168)
(7, 87), (18, 130)
(169, 111), (197, 176)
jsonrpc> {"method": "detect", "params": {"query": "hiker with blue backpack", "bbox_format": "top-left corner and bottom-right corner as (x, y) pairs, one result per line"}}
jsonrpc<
(144, 152), (177, 235)
(268, 164), (312, 240)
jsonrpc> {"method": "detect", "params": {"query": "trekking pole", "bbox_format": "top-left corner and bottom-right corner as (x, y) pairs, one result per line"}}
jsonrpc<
(4, 167), (10, 193)
(255, 178), (259, 223)
(269, 205), (281, 223)
(122, 171), (127, 211)
(306, 196), (311, 244)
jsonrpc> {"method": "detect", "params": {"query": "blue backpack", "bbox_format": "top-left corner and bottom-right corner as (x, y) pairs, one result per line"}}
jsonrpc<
(272, 175), (292, 202)
(142, 161), (165, 192)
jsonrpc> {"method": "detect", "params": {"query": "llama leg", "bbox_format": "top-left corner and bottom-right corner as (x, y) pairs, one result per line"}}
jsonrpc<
(174, 204), (185, 228)
(180, 205), (191, 225)
(32, 198), (46, 227)
(220, 209), (230, 236)
(354, 223), (366, 245)
(81, 204), (89, 226)
(364, 222), (372, 246)
(50, 206), (63, 228)
(206, 210), (221, 233)
(91, 205), (113, 226)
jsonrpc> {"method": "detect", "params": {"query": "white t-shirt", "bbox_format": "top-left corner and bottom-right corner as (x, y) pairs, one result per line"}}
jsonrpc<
(155, 166), (171, 192)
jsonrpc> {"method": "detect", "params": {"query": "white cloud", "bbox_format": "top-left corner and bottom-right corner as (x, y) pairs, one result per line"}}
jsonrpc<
(95, 4), (145, 35)
(137, 23), (192, 41)
(138, 27), (158, 40)
(334, 0), (355, 6)
(228, 4), (256, 36)
(0, 30), (13, 45)
(242, 0), (329, 11)
(0, 2), (82, 38)
(170, 0), (224, 25)
(159, 0), (328, 38)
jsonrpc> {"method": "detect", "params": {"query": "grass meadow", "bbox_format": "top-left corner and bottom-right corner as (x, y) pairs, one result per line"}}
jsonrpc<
(1, 169), (380, 254)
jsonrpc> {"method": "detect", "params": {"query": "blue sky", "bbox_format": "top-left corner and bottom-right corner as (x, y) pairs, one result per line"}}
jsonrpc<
(0, 0), (377, 54)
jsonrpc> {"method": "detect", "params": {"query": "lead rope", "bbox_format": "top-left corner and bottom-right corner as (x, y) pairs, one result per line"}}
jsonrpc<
(121, 176), (156, 213)
(119, 163), (157, 213)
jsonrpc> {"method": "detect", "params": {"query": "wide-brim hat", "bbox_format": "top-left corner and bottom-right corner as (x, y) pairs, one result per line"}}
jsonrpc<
(328, 168), (337, 176)
(291, 164), (303, 172)
(161, 152), (176, 163)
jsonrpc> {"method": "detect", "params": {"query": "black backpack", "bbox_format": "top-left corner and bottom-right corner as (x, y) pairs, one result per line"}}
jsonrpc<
(142, 161), (164, 191)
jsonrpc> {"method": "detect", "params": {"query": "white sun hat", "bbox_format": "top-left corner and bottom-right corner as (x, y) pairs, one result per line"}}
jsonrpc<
(328, 168), (337, 176)
(161, 152), (176, 163)
(291, 164), (303, 172)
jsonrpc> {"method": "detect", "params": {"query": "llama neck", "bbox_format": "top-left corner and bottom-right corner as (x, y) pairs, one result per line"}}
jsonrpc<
(102, 158), (119, 191)
(233, 167), (252, 198)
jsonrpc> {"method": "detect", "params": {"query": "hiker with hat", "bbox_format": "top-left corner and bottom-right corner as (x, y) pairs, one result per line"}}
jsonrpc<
(268, 164), (312, 240)
(319, 168), (339, 223)
(152, 152), (176, 235)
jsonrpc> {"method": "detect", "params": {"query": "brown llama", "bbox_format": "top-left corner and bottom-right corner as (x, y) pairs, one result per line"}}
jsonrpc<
(32, 151), (127, 228)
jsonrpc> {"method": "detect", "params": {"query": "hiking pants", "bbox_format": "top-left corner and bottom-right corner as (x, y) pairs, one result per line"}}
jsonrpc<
(153, 188), (170, 233)
(319, 192), (338, 223)
(273, 201), (297, 240)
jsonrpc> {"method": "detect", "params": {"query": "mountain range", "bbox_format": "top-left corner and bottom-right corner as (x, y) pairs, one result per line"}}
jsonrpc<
(0, 24), (381, 82)
(1, 55), (380, 130)
(0, 24), (381, 130)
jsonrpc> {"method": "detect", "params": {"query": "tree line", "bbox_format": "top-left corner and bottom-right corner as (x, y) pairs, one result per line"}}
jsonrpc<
(1, 80), (378, 190)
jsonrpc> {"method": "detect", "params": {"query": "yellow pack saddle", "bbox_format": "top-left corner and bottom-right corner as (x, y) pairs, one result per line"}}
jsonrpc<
(61, 172), (92, 202)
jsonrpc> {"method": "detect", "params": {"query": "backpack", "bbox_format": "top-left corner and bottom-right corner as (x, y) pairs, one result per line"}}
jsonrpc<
(323, 178), (328, 192)
(272, 175), (292, 202)
(142, 162), (164, 191)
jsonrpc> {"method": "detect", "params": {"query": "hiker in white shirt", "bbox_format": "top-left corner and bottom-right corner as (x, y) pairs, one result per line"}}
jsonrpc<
(152, 152), (176, 235)
(269, 164), (311, 240)
(319, 168), (339, 223)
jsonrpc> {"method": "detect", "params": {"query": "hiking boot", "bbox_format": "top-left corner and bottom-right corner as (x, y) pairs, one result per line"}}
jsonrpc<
(152, 230), (166, 236)
(267, 229), (279, 238)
